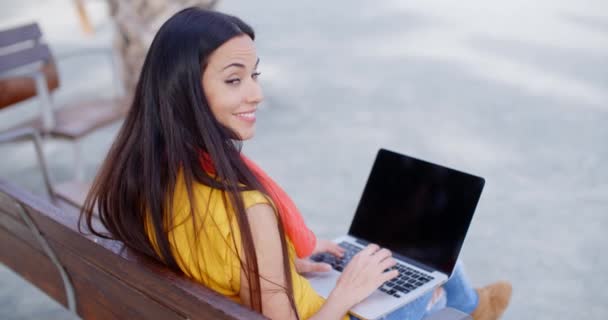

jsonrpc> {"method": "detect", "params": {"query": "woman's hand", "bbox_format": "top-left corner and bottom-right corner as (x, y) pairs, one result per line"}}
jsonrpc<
(313, 239), (345, 258)
(295, 257), (332, 273)
(327, 244), (399, 310)
(294, 239), (347, 275)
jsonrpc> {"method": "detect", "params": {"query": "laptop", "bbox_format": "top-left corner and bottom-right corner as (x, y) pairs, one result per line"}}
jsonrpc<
(305, 148), (485, 320)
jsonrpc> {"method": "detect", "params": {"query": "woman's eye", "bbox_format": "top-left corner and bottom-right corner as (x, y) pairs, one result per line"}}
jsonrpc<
(225, 78), (241, 85)
(252, 72), (261, 80)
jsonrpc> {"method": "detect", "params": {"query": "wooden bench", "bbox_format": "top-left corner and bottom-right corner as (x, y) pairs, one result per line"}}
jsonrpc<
(0, 179), (471, 320)
(0, 22), (129, 183)
(0, 179), (267, 320)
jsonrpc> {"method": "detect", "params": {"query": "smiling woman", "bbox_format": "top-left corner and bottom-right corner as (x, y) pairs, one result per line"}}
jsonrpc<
(202, 35), (263, 140)
(79, 7), (510, 320)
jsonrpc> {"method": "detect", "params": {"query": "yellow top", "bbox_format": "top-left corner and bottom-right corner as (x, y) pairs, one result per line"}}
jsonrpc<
(145, 175), (347, 320)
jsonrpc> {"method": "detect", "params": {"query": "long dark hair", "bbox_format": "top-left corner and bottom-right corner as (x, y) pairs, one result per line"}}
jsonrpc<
(80, 7), (298, 317)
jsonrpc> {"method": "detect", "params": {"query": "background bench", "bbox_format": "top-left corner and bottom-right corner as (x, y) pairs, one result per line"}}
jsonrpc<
(0, 22), (129, 187)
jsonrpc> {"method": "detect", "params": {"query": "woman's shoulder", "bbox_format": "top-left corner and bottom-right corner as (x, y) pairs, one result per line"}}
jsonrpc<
(240, 189), (271, 209)
(173, 173), (271, 218)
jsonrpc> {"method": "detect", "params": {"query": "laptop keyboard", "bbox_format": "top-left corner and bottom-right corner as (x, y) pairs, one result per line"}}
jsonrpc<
(310, 241), (434, 298)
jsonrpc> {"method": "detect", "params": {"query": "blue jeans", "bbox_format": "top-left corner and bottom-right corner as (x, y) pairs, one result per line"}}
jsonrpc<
(350, 260), (478, 320)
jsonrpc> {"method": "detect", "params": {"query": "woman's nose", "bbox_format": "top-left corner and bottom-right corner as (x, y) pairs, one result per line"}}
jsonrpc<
(246, 82), (264, 105)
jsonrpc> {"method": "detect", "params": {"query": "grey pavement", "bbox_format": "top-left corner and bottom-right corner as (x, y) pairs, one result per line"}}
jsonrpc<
(1, 0), (607, 319)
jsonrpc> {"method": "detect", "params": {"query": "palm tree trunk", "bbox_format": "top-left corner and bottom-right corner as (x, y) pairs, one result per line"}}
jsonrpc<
(107, 0), (219, 95)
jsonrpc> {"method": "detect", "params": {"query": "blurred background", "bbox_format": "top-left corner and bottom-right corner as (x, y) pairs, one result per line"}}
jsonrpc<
(1, 0), (607, 319)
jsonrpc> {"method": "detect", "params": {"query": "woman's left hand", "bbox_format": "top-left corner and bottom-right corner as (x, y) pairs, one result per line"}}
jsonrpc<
(313, 239), (345, 258)
(295, 258), (332, 273)
(294, 239), (346, 274)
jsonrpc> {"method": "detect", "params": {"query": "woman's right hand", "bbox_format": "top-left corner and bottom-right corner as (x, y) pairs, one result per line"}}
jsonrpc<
(328, 244), (399, 310)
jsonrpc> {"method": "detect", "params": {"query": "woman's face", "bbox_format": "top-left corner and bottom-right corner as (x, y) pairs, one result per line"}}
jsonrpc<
(202, 35), (263, 140)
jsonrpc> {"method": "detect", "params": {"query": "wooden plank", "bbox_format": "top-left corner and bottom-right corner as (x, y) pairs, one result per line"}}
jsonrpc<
(50, 97), (130, 139)
(24, 205), (266, 320)
(0, 228), (67, 308)
(0, 220), (186, 319)
(0, 211), (32, 246)
(59, 238), (186, 320)
(0, 43), (51, 73)
(0, 228), (121, 320)
(0, 23), (41, 47)
(0, 191), (23, 223)
(0, 62), (59, 109)
(8, 97), (130, 139)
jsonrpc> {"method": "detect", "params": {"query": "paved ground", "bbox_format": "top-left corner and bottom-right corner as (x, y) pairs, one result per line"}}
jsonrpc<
(1, 0), (607, 319)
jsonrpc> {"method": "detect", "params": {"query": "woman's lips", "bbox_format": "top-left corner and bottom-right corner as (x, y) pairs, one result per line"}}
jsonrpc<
(235, 111), (256, 123)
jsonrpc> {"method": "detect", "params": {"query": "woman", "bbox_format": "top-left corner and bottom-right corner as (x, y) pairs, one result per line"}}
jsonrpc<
(81, 7), (511, 320)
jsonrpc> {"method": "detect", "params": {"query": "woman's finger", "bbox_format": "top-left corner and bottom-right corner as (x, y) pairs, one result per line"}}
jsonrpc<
(307, 261), (332, 273)
(360, 243), (380, 256)
(296, 259), (332, 273)
(378, 257), (397, 271)
(378, 269), (400, 284)
(371, 248), (392, 262)
(326, 243), (345, 257)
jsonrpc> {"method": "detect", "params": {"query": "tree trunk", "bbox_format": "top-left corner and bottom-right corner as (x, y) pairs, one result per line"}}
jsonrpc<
(107, 0), (219, 95)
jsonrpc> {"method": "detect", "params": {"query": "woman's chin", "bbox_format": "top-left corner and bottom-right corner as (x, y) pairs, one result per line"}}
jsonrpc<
(235, 129), (255, 141)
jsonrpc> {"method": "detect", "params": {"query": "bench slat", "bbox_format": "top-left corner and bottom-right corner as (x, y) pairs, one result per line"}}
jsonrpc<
(5, 96), (130, 139)
(0, 23), (41, 48)
(0, 43), (52, 74)
(0, 229), (121, 320)
(0, 191), (26, 224)
(0, 62), (59, 109)
(0, 209), (188, 319)
(0, 225), (66, 304)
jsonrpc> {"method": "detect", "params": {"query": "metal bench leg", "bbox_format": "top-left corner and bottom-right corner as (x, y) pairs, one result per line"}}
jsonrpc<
(0, 128), (56, 202)
(33, 71), (55, 132)
(72, 140), (85, 182)
(15, 201), (77, 314)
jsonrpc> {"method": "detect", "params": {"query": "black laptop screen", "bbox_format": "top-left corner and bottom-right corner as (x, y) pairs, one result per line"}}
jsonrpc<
(348, 149), (485, 275)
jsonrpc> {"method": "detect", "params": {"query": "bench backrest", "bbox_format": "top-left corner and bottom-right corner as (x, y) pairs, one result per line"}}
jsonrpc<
(0, 23), (59, 109)
(0, 179), (267, 320)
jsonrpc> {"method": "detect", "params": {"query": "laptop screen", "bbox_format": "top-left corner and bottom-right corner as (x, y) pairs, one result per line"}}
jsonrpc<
(348, 149), (485, 275)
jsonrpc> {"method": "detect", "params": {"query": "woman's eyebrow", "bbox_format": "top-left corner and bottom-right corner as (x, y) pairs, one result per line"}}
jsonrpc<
(222, 58), (260, 71)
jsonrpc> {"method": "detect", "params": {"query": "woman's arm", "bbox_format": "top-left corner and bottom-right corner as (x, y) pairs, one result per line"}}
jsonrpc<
(241, 204), (398, 320)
